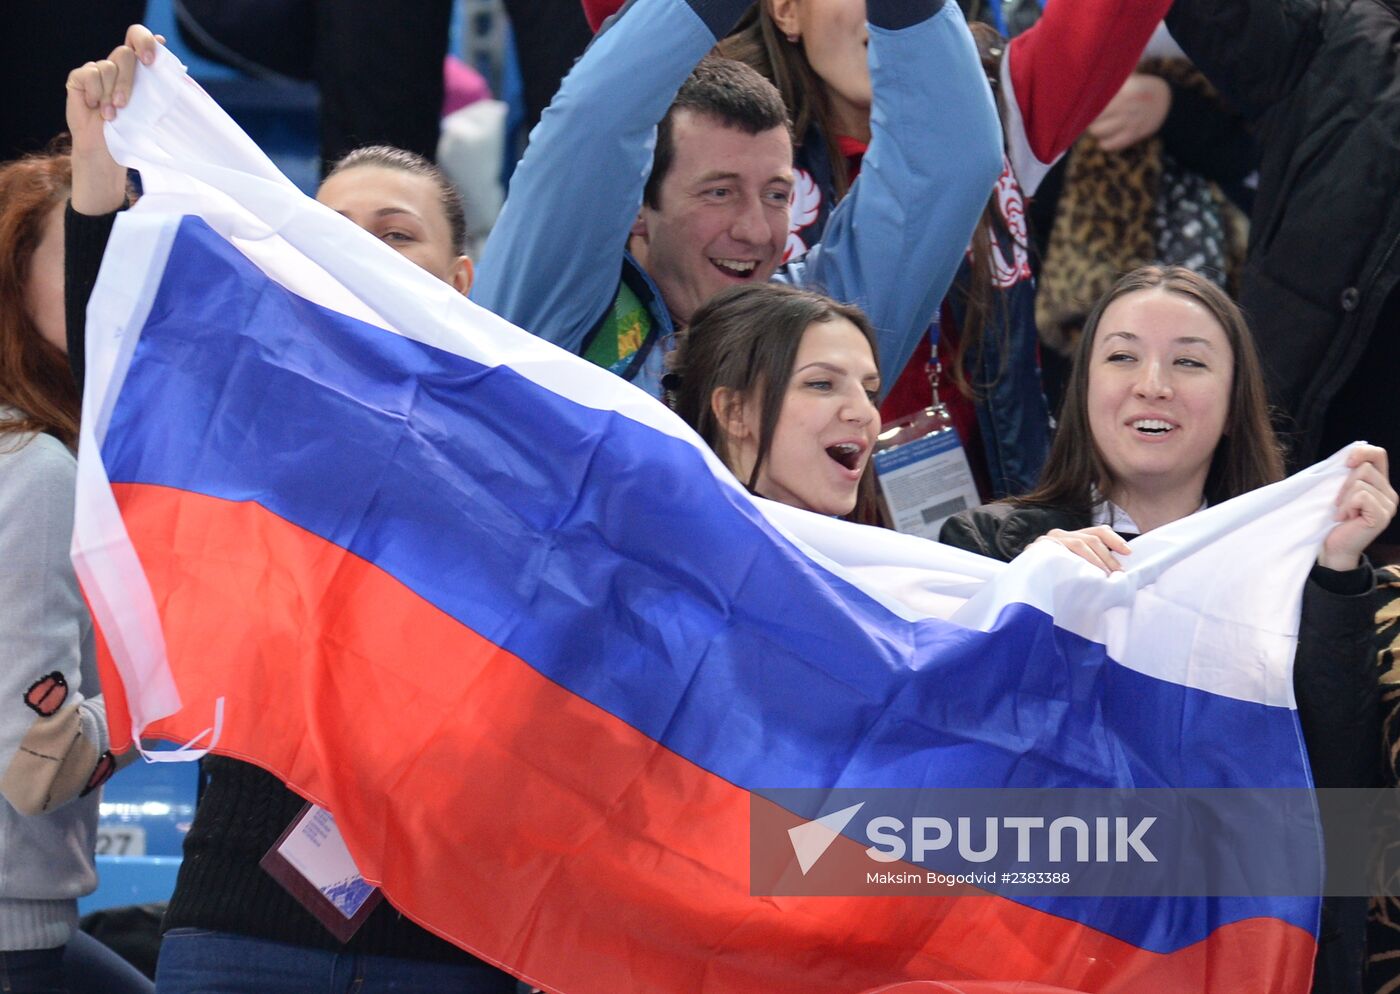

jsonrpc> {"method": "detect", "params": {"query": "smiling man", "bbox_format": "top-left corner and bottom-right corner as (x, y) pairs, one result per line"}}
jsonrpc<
(471, 0), (1002, 399)
(626, 63), (794, 330)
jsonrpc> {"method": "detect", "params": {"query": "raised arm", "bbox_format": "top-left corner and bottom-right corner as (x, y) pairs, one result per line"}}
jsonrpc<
(1164, 0), (1321, 119)
(1295, 444), (1395, 786)
(471, 0), (750, 353)
(1002, 0), (1174, 195)
(63, 25), (157, 390)
(785, 0), (1002, 391)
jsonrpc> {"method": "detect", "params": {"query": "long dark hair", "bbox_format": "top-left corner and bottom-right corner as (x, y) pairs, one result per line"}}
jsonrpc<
(720, 12), (1020, 403)
(718, 6), (853, 199)
(0, 150), (78, 449)
(669, 282), (881, 522)
(1018, 265), (1284, 515)
(951, 22), (1018, 402)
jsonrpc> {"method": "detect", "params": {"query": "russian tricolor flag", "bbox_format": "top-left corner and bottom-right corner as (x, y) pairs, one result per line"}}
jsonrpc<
(74, 48), (1337, 993)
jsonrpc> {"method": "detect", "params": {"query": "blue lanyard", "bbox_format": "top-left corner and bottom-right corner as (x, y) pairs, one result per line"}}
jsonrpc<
(981, 0), (1007, 34)
(926, 317), (943, 407)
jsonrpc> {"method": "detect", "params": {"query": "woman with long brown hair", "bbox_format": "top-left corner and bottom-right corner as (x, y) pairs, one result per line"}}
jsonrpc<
(944, 265), (1287, 547)
(940, 264), (1395, 994)
(942, 265), (1393, 780)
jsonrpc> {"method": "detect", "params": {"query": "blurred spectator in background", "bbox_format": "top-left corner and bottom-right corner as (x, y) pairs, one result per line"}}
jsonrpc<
(957, 0), (1041, 37)
(1032, 24), (1255, 397)
(174, 0), (512, 248)
(503, 0), (592, 135)
(312, 2), (454, 175)
(172, 0), (454, 175)
(0, 1), (147, 159)
(1166, 0), (1400, 561)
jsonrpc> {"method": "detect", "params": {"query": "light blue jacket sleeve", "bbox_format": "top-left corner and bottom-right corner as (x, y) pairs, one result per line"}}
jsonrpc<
(471, 0), (747, 352)
(780, 2), (1004, 392)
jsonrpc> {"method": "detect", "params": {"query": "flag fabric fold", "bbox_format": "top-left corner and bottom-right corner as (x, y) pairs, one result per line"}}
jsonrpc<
(75, 47), (1333, 994)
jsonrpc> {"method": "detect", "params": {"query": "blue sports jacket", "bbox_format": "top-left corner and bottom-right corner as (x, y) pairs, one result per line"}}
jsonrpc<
(472, 0), (1003, 399)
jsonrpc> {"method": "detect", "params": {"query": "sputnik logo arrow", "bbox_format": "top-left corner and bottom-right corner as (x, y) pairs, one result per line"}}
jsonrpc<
(787, 802), (865, 875)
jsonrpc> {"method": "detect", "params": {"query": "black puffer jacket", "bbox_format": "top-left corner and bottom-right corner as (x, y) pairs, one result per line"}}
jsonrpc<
(1164, 0), (1400, 466)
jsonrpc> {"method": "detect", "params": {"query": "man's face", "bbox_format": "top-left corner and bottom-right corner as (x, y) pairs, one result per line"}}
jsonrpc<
(629, 110), (793, 326)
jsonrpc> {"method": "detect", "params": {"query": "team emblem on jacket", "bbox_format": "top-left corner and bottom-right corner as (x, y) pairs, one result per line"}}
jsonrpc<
(988, 158), (1032, 290)
(784, 167), (822, 265)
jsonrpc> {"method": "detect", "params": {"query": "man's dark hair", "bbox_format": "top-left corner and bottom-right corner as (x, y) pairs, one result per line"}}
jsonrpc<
(643, 55), (793, 210)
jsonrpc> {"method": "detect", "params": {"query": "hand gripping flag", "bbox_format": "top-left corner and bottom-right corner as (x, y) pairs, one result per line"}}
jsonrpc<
(75, 47), (1337, 994)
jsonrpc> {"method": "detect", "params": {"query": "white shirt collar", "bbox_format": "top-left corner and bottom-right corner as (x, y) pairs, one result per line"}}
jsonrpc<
(1090, 493), (1208, 536)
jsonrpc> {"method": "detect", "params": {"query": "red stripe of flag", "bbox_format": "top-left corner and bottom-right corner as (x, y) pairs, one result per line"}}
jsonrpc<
(97, 483), (1315, 993)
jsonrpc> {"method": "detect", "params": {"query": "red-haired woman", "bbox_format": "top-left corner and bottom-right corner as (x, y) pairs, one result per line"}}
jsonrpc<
(0, 150), (150, 993)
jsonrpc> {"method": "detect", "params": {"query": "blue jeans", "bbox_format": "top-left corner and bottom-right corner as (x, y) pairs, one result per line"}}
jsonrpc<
(63, 931), (152, 994)
(154, 929), (517, 994)
(0, 945), (66, 994)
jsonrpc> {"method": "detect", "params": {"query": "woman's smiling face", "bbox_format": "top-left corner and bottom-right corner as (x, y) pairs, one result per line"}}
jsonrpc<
(1086, 288), (1234, 505)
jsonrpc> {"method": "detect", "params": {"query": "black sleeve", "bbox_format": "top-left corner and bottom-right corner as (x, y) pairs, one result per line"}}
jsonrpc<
(64, 204), (122, 400)
(1165, 0), (1321, 119)
(1157, 81), (1258, 191)
(939, 509), (1002, 560)
(938, 503), (1079, 563)
(1293, 564), (1382, 788)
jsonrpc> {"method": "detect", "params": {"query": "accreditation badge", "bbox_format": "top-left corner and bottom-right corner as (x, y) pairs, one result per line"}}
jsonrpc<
(261, 802), (384, 941)
(873, 355), (980, 539)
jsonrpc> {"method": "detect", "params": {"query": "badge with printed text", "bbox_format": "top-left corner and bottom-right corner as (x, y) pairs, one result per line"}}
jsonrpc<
(261, 802), (383, 942)
(874, 408), (981, 539)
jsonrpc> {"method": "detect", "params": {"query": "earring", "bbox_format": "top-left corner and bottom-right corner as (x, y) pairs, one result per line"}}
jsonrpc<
(786, 32), (799, 43)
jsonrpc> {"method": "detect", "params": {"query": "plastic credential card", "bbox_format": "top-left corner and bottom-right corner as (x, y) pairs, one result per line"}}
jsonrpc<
(261, 802), (384, 942)
(873, 416), (981, 540)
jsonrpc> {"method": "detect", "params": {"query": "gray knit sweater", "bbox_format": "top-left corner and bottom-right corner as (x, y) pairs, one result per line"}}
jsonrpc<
(0, 416), (107, 951)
